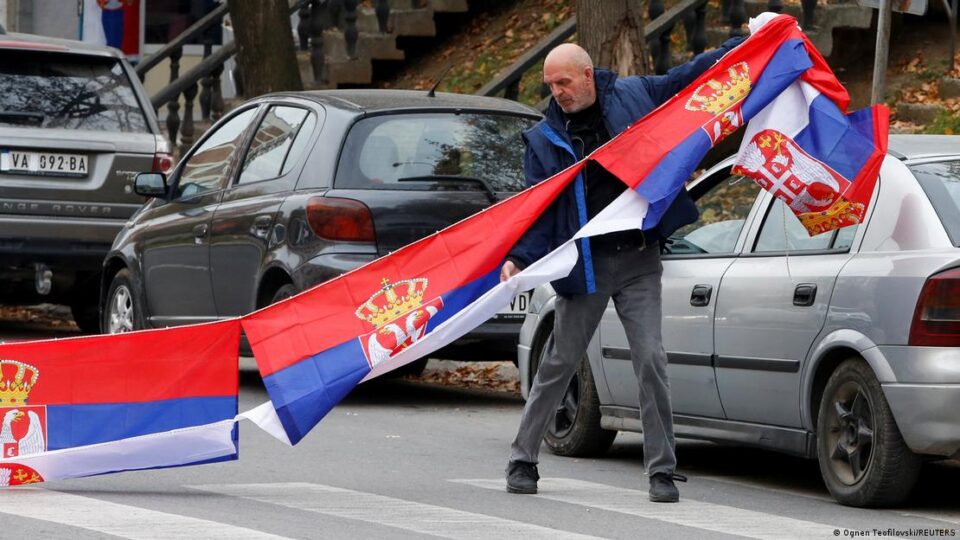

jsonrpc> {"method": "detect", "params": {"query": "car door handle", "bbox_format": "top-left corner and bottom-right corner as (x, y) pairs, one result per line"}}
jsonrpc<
(193, 223), (208, 238)
(253, 215), (273, 238)
(254, 215), (273, 230)
(793, 283), (817, 306)
(690, 284), (712, 307)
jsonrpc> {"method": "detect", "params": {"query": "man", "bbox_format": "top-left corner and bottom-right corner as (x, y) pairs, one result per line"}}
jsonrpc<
(501, 37), (744, 503)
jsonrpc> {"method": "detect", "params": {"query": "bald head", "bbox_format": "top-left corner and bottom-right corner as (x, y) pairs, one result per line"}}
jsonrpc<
(544, 43), (594, 72)
(543, 44), (596, 114)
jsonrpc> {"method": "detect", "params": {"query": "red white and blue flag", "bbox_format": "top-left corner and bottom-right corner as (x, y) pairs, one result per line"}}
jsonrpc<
(242, 14), (888, 446)
(81, 0), (143, 60)
(0, 321), (239, 485)
(0, 14), (888, 483)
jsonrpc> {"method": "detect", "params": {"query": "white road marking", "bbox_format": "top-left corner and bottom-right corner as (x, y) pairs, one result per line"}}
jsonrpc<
(452, 477), (840, 539)
(191, 482), (604, 540)
(0, 487), (288, 540)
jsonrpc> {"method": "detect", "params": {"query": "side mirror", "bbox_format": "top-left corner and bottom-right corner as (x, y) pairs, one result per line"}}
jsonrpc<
(134, 172), (168, 198)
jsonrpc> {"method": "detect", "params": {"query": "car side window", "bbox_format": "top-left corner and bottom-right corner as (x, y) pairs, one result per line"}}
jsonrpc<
(175, 108), (258, 199)
(238, 106), (314, 185)
(665, 173), (762, 256)
(754, 198), (852, 252)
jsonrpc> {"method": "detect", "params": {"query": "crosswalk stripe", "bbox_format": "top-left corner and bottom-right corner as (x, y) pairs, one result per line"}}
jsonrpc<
(452, 477), (839, 539)
(0, 487), (289, 540)
(191, 482), (604, 540)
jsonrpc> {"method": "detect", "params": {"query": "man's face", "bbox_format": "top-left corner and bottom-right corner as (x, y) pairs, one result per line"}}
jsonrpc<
(543, 62), (596, 114)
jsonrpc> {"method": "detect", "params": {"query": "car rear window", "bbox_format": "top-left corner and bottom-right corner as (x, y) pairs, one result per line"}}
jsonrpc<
(911, 160), (960, 247)
(335, 112), (536, 193)
(0, 49), (149, 133)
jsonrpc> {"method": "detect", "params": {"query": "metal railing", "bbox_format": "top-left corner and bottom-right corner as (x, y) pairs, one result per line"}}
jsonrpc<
(477, 0), (811, 111)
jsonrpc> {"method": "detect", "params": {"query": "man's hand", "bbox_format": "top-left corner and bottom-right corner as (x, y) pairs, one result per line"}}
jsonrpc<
(748, 12), (800, 34)
(500, 260), (520, 282)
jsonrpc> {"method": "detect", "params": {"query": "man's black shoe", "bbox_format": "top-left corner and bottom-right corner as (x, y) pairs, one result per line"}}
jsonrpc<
(649, 472), (687, 503)
(505, 460), (539, 494)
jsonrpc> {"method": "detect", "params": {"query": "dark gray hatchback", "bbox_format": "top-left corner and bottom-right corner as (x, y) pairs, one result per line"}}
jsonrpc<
(0, 33), (171, 332)
(101, 90), (540, 364)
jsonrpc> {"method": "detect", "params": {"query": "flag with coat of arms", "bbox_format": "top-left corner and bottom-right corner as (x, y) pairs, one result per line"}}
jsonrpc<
(1, 14), (889, 483)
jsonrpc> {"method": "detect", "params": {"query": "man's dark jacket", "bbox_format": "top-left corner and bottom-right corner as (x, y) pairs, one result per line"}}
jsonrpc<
(507, 38), (744, 296)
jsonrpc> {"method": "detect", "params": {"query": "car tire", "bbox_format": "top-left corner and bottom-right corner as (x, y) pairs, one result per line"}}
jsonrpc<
(271, 283), (297, 304)
(536, 330), (617, 457)
(102, 269), (142, 334)
(816, 358), (921, 507)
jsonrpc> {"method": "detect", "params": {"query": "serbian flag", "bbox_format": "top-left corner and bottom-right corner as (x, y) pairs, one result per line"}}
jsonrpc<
(0, 321), (239, 486)
(731, 17), (887, 235)
(81, 0), (142, 60)
(592, 15), (884, 238)
(241, 166), (589, 445)
(242, 14), (886, 446)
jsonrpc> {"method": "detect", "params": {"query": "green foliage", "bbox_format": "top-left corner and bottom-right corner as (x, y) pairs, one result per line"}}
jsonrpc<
(923, 110), (960, 135)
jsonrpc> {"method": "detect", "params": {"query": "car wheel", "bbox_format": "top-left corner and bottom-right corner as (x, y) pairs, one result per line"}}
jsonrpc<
(271, 283), (297, 304)
(817, 358), (921, 507)
(537, 330), (617, 457)
(102, 269), (142, 334)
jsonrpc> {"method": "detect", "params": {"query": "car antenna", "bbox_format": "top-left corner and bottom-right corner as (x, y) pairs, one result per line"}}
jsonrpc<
(426, 65), (454, 98)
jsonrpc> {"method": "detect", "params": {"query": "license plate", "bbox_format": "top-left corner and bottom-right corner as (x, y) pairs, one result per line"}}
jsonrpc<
(498, 290), (532, 318)
(0, 150), (88, 177)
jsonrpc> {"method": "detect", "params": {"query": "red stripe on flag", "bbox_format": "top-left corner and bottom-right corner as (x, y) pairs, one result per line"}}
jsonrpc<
(243, 165), (584, 377)
(0, 320), (239, 405)
(847, 104), (889, 206)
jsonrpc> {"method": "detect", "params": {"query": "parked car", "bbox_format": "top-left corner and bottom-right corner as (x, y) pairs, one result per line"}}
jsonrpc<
(517, 134), (960, 507)
(100, 90), (540, 368)
(0, 32), (172, 333)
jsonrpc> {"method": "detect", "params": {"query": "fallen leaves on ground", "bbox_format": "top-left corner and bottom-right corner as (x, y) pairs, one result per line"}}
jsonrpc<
(0, 305), (78, 330)
(408, 361), (520, 394)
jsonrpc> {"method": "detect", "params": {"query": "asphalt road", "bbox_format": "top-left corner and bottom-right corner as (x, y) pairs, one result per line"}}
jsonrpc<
(1, 313), (959, 539)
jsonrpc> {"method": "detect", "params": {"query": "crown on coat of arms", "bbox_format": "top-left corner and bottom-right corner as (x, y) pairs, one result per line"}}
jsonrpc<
(0, 360), (39, 406)
(799, 198), (865, 234)
(355, 278), (429, 328)
(685, 62), (752, 115)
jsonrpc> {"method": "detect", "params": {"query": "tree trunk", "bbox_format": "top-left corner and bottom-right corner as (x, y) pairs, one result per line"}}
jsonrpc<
(575, 0), (650, 76)
(229, 0), (303, 97)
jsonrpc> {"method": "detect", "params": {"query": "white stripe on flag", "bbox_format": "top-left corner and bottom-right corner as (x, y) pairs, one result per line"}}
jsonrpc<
(452, 478), (840, 539)
(0, 420), (237, 484)
(191, 482), (604, 540)
(0, 487), (289, 539)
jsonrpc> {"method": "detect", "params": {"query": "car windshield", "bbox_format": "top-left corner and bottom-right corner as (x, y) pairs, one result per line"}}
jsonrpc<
(0, 49), (149, 132)
(335, 112), (535, 192)
(910, 160), (960, 247)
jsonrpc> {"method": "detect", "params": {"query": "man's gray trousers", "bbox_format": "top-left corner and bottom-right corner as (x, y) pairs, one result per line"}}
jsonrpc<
(509, 244), (677, 477)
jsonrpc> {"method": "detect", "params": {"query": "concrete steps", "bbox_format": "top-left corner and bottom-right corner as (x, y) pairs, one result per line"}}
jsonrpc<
(298, 0), (470, 88)
(704, 0), (873, 57)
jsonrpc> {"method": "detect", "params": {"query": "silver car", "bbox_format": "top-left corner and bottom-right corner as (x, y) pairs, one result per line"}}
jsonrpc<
(517, 134), (960, 507)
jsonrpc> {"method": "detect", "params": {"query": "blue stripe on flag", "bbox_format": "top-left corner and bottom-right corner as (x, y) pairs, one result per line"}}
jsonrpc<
(793, 97), (876, 181)
(46, 396), (238, 449)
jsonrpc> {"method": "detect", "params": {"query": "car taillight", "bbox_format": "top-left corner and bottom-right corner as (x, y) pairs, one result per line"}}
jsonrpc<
(306, 197), (375, 242)
(909, 267), (960, 346)
(152, 152), (174, 174)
